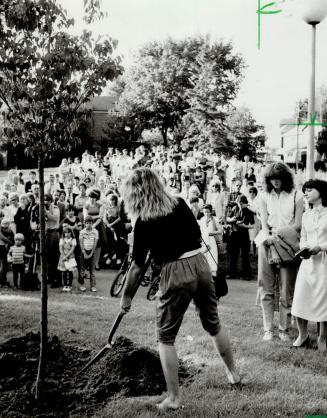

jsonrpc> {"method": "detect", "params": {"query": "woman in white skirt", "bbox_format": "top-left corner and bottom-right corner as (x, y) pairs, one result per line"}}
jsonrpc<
(198, 204), (221, 276)
(292, 179), (327, 351)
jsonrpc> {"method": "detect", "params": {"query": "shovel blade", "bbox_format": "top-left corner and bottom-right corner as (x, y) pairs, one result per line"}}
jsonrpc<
(78, 343), (112, 376)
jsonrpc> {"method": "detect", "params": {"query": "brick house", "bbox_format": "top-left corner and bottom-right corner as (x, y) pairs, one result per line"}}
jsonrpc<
(86, 95), (120, 143)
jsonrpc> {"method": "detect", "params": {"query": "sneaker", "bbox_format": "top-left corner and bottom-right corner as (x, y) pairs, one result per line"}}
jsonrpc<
(263, 331), (274, 341)
(62, 286), (68, 292)
(278, 331), (290, 342)
(90, 286), (97, 292)
(79, 286), (86, 292)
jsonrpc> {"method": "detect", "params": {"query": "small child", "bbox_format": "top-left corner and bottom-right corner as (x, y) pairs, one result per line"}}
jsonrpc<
(79, 215), (99, 292)
(0, 218), (14, 287)
(57, 226), (77, 292)
(8, 233), (26, 289)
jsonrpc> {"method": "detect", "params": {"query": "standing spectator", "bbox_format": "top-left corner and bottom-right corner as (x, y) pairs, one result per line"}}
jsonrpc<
(206, 182), (224, 220)
(226, 179), (242, 212)
(25, 171), (38, 193)
(45, 174), (57, 196)
(189, 197), (204, 220)
(199, 204), (221, 277)
(83, 189), (106, 270)
(0, 218), (14, 287)
(79, 215), (98, 292)
(31, 184), (40, 202)
(103, 193), (127, 266)
(72, 176), (80, 203)
(6, 193), (19, 234)
(193, 166), (206, 196)
(52, 189), (66, 223)
(8, 233), (27, 289)
(226, 196), (254, 280)
(258, 162), (303, 342)
(57, 226), (77, 292)
(14, 194), (31, 253)
(44, 194), (61, 288)
(245, 167), (256, 183)
(291, 180), (327, 351)
(65, 183), (74, 206)
(12, 175), (25, 194)
(247, 187), (260, 255)
(74, 182), (88, 222)
(59, 158), (70, 184)
(61, 204), (82, 282)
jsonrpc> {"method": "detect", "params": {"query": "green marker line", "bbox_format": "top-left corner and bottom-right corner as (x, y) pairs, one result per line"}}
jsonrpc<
(257, 0), (282, 50)
(286, 113), (327, 127)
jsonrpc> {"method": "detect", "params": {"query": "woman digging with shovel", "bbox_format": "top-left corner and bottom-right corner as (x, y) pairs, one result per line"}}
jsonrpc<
(120, 167), (240, 412)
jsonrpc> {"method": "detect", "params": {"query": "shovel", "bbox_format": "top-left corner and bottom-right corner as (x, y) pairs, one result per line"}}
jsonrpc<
(77, 310), (125, 375)
(78, 257), (152, 375)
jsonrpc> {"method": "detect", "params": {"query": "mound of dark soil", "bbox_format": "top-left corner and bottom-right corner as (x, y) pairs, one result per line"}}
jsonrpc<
(0, 332), (192, 417)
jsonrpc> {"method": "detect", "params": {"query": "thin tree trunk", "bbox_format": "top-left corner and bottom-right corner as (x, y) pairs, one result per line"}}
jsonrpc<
(161, 126), (168, 147)
(35, 153), (48, 400)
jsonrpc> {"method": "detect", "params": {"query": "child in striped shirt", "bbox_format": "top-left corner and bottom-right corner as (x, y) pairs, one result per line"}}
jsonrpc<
(8, 233), (26, 288)
(79, 216), (99, 292)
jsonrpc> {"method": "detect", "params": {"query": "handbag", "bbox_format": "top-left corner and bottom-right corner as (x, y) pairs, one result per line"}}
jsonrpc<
(222, 225), (231, 243)
(213, 274), (229, 299)
(64, 258), (77, 270)
(201, 237), (228, 299)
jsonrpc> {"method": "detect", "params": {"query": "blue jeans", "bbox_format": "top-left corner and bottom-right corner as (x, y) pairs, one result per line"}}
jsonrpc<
(258, 244), (297, 332)
(80, 251), (96, 288)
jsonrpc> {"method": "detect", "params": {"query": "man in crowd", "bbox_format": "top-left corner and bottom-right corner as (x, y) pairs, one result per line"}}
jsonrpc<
(44, 194), (61, 288)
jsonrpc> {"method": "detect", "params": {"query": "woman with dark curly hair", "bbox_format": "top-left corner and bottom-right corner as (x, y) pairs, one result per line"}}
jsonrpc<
(291, 179), (327, 351)
(258, 162), (304, 342)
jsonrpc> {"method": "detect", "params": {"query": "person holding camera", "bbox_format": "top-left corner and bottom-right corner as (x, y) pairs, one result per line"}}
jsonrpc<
(291, 179), (327, 351)
(226, 195), (254, 280)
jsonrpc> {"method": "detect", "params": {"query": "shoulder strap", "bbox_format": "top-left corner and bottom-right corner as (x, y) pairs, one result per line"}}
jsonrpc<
(293, 190), (297, 219)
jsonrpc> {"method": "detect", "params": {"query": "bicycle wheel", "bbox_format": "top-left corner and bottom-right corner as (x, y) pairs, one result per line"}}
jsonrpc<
(110, 262), (128, 297)
(146, 276), (160, 301)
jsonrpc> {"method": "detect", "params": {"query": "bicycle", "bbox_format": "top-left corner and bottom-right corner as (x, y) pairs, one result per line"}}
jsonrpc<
(145, 263), (161, 301)
(110, 233), (134, 297)
(110, 233), (162, 298)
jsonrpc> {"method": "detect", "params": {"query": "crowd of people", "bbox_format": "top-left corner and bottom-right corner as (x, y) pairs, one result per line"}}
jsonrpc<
(0, 145), (326, 354)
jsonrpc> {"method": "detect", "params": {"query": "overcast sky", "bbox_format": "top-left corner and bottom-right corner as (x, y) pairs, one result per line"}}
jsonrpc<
(60, 0), (327, 148)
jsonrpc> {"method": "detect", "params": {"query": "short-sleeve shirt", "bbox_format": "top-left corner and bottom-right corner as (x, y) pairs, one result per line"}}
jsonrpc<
(79, 228), (99, 251)
(261, 189), (302, 230)
(132, 198), (201, 265)
(9, 245), (25, 264)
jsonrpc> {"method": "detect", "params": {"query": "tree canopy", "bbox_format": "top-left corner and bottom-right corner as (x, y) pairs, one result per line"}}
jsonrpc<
(109, 36), (244, 149)
(0, 0), (123, 158)
(226, 107), (266, 160)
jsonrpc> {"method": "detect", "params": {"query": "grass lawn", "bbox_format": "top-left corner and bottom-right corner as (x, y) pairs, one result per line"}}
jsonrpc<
(1, 270), (327, 418)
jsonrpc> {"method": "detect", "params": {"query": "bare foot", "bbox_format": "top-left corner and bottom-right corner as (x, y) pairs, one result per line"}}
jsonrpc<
(226, 370), (241, 385)
(156, 397), (182, 411)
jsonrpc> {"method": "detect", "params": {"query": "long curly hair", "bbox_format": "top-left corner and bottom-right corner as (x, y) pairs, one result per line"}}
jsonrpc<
(122, 167), (178, 221)
(302, 179), (327, 207)
(263, 162), (295, 193)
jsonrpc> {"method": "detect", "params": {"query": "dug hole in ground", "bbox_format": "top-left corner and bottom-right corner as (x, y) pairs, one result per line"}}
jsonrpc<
(0, 331), (193, 417)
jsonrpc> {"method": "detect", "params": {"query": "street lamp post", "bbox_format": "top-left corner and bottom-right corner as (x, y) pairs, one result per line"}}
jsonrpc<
(302, 0), (327, 180)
